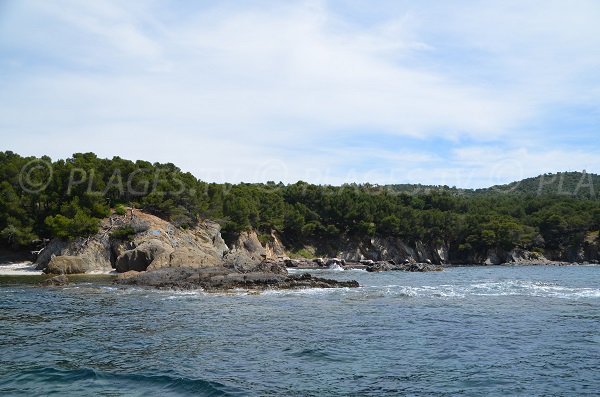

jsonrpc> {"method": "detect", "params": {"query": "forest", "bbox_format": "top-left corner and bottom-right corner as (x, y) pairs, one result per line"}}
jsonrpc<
(1, 151), (599, 259)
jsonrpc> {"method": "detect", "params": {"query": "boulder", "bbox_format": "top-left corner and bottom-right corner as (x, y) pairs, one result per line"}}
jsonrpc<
(45, 256), (87, 274)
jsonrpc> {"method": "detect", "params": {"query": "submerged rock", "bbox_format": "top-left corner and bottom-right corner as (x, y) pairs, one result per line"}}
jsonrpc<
(40, 274), (69, 286)
(114, 267), (359, 291)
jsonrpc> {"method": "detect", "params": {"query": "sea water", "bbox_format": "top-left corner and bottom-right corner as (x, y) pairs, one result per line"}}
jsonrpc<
(0, 265), (598, 396)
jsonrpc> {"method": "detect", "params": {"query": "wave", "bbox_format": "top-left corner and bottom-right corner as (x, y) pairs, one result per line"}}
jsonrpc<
(357, 280), (600, 300)
(0, 367), (245, 396)
(0, 262), (42, 275)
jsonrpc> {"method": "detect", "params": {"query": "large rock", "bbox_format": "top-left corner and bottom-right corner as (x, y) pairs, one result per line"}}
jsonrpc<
(115, 267), (359, 291)
(366, 260), (443, 272)
(45, 256), (87, 274)
(36, 237), (113, 273)
(116, 239), (173, 272)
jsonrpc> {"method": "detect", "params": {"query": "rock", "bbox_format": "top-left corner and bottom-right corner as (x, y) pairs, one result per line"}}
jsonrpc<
(484, 250), (503, 265)
(223, 231), (268, 271)
(366, 261), (398, 272)
(202, 220), (229, 258)
(405, 262), (443, 272)
(40, 274), (69, 286)
(225, 257), (288, 275)
(116, 239), (173, 272)
(162, 247), (221, 270)
(35, 239), (69, 270)
(313, 258), (325, 266)
(45, 256), (87, 274)
(326, 258), (343, 266)
(265, 231), (286, 259)
(114, 267), (359, 291)
(366, 261), (443, 273)
(37, 211), (231, 274)
(250, 259), (288, 275)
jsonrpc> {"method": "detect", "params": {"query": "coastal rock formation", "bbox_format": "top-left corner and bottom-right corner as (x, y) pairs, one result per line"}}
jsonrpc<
(36, 238), (112, 273)
(365, 261), (443, 272)
(329, 237), (449, 266)
(36, 211), (229, 274)
(115, 266), (359, 291)
(32, 210), (600, 276)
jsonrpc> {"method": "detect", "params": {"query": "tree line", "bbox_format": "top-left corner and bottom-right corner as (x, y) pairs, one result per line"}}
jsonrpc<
(1, 151), (599, 258)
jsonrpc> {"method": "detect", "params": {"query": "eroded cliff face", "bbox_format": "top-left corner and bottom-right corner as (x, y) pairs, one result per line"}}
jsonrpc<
(333, 237), (449, 265)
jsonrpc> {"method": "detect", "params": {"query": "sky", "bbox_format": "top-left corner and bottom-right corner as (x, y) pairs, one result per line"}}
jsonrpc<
(0, 0), (599, 188)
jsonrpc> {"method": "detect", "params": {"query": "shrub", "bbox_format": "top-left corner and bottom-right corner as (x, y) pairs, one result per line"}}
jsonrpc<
(114, 204), (127, 216)
(110, 225), (136, 241)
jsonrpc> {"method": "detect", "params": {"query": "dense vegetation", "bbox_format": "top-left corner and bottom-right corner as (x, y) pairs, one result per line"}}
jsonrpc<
(1, 151), (599, 259)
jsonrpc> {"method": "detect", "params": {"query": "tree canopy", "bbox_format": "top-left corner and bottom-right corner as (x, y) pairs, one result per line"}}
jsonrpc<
(1, 151), (598, 259)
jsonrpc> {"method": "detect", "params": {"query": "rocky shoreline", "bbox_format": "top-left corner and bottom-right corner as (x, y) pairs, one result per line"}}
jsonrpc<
(14, 208), (596, 292)
(115, 267), (359, 291)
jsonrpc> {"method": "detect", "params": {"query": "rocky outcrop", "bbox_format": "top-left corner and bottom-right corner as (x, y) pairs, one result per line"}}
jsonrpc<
(35, 238), (112, 273)
(36, 211), (230, 274)
(115, 266), (359, 291)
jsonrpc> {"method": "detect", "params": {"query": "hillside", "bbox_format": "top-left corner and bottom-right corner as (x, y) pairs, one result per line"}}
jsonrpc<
(477, 171), (600, 197)
(0, 151), (599, 265)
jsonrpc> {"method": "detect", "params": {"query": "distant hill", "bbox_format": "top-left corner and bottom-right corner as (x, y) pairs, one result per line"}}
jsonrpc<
(385, 171), (599, 198)
(477, 171), (600, 198)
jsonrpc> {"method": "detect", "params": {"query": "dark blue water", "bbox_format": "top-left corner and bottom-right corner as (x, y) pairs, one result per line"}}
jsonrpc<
(1, 266), (599, 396)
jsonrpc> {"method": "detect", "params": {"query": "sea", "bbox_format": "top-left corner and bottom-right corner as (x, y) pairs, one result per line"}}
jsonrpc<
(0, 264), (598, 396)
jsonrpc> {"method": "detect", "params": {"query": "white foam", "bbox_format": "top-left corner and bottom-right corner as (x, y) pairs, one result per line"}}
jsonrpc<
(261, 287), (351, 296)
(86, 269), (118, 275)
(0, 262), (43, 275)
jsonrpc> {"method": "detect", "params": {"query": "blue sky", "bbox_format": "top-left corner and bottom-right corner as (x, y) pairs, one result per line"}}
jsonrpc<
(0, 0), (599, 187)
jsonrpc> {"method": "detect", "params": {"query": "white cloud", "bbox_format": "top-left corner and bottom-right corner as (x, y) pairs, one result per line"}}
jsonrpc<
(0, 0), (598, 187)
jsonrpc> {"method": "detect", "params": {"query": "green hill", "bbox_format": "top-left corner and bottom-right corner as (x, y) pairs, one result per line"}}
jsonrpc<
(477, 171), (600, 197)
